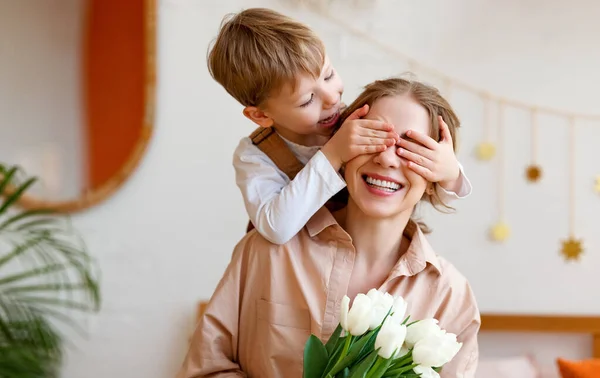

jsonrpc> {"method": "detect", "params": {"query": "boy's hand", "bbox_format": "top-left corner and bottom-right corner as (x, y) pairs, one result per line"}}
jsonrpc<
(396, 115), (461, 192)
(321, 104), (399, 170)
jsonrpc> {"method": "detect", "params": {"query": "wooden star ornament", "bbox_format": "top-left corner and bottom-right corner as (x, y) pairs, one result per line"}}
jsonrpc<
(476, 142), (496, 161)
(561, 237), (583, 261)
(490, 222), (510, 242)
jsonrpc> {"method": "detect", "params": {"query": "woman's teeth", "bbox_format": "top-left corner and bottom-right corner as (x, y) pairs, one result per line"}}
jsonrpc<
(365, 176), (401, 192)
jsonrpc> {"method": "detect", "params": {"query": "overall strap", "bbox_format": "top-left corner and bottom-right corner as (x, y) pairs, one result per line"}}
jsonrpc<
(249, 127), (303, 180)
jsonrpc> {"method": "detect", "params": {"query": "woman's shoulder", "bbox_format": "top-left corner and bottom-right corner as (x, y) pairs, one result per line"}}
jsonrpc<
(432, 255), (475, 293)
(231, 228), (305, 261)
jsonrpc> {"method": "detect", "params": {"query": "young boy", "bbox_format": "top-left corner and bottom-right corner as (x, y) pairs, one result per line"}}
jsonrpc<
(208, 8), (472, 244)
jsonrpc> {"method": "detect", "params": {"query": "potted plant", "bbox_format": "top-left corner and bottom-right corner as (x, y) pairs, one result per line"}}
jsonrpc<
(0, 163), (101, 377)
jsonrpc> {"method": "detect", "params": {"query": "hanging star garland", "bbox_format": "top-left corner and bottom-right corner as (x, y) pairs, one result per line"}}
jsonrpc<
(560, 117), (584, 262)
(561, 237), (584, 261)
(525, 110), (542, 183)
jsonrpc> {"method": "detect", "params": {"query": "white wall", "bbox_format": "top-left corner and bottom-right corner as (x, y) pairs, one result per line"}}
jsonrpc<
(0, 0), (87, 200)
(57, 0), (600, 377)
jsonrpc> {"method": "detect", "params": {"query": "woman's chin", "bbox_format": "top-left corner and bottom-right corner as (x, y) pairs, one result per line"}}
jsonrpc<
(353, 201), (400, 219)
(351, 195), (420, 220)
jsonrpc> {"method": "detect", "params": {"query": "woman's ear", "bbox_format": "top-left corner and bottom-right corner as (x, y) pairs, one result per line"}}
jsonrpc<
(425, 183), (435, 196)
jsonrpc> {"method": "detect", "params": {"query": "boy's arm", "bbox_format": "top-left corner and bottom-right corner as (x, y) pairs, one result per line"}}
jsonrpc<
(175, 237), (251, 378)
(435, 162), (472, 201)
(397, 115), (472, 203)
(233, 138), (346, 245)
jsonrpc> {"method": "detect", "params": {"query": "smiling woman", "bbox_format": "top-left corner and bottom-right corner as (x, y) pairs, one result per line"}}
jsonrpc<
(0, 0), (156, 213)
(177, 77), (481, 378)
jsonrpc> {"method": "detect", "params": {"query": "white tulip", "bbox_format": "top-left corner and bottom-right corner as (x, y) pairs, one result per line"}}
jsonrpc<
(413, 365), (440, 378)
(412, 332), (463, 368)
(389, 295), (407, 323)
(374, 318), (407, 359)
(366, 289), (395, 330)
(398, 344), (410, 357)
(404, 319), (444, 347)
(339, 294), (372, 336)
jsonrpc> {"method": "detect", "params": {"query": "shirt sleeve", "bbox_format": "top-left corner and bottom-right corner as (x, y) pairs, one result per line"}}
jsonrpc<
(438, 280), (481, 378)
(233, 137), (346, 245)
(175, 237), (251, 378)
(435, 162), (473, 202)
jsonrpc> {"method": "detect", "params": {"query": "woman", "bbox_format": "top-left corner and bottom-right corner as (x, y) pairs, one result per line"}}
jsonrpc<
(177, 78), (480, 378)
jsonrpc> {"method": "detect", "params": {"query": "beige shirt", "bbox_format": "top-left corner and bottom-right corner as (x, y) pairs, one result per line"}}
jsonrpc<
(177, 209), (480, 378)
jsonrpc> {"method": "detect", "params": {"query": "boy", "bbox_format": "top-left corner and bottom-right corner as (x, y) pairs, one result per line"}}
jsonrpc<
(208, 8), (471, 244)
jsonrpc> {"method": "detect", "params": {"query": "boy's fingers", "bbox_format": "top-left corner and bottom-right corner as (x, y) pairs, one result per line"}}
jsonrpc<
(361, 144), (388, 154)
(358, 120), (395, 132)
(346, 104), (369, 121)
(405, 129), (437, 150)
(439, 116), (453, 143)
(397, 147), (432, 169)
(402, 159), (434, 181)
(356, 136), (396, 146)
(397, 138), (434, 160)
(358, 129), (398, 141)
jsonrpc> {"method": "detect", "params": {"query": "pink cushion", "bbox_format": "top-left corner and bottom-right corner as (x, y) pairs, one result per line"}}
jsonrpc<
(477, 355), (541, 378)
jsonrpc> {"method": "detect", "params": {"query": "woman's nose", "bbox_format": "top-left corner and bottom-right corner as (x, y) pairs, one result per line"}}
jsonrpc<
(373, 145), (401, 168)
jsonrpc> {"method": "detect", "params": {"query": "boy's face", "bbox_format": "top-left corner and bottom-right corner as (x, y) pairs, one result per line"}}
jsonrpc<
(243, 57), (344, 146)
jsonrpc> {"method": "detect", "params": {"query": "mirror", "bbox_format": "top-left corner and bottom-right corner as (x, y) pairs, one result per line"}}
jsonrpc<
(0, 0), (156, 213)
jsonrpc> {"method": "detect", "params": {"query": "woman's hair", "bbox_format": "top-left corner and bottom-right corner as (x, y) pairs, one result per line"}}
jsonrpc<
(338, 77), (461, 231)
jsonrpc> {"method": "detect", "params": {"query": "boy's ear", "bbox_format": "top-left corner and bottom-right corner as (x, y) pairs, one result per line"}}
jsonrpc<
(243, 106), (274, 128)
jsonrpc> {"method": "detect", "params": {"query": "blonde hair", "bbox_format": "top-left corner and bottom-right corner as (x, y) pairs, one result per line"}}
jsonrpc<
(340, 77), (461, 231)
(207, 8), (325, 107)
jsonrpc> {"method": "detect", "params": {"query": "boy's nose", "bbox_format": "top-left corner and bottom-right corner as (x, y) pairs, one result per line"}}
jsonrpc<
(322, 90), (339, 109)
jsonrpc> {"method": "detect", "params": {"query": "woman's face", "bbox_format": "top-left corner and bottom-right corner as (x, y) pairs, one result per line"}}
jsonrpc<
(344, 94), (431, 219)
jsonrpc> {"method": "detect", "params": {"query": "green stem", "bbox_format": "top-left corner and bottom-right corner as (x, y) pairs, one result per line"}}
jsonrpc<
(325, 335), (352, 378)
(385, 362), (417, 376)
(365, 356), (383, 378)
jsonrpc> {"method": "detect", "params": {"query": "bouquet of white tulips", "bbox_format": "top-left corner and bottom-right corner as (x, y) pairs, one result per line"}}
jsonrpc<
(302, 289), (462, 378)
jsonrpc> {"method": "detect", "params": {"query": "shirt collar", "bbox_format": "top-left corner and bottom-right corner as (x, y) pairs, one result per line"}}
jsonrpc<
(306, 208), (340, 238)
(279, 135), (322, 165)
(306, 210), (442, 276)
(390, 220), (443, 277)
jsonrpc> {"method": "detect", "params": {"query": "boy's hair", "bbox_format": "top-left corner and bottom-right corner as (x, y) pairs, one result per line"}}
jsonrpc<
(339, 77), (461, 227)
(207, 8), (325, 107)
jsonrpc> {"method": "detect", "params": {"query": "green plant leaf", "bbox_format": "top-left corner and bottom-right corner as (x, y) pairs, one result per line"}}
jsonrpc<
(0, 177), (36, 215)
(0, 163), (100, 376)
(348, 349), (378, 378)
(0, 166), (20, 201)
(325, 324), (343, 356)
(0, 209), (56, 232)
(365, 355), (393, 378)
(304, 334), (329, 378)
(322, 335), (350, 378)
(381, 363), (417, 377)
(327, 329), (378, 376)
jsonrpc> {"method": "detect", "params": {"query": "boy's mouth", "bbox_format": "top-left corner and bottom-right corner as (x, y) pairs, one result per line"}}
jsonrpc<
(317, 112), (340, 128)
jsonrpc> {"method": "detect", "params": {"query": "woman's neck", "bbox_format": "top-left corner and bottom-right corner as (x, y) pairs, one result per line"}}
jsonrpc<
(341, 201), (412, 267)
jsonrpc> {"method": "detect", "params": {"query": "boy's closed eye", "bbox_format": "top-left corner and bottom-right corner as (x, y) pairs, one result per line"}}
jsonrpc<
(300, 94), (314, 108)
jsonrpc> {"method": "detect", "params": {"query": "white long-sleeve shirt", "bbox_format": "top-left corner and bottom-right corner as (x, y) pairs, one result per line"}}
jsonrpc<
(233, 135), (472, 245)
